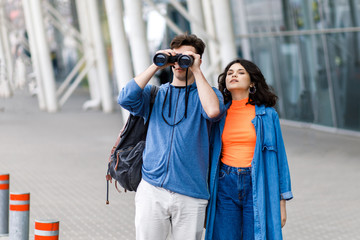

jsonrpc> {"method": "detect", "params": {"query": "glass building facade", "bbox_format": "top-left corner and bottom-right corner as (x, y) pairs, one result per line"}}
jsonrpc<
(2, 0), (359, 132)
(230, 0), (360, 132)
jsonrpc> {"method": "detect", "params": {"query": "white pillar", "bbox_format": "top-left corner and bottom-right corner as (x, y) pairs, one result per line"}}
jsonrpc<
(186, 0), (205, 38)
(0, 28), (5, 63)
(212, 0), (237, 68)
(75, 0), (101, 110)
(186, 0), (212, 80)
(0, 4), (13, 97)
(238, 0), (251, 60)
(123, 0), (151, 77)
(0, 27), (11, 99)
(202, 0), (220, 86)
(87, 0), (114, 113)
(28, 0), (58, 112)
(104, 0), (133, 122)
(104, 0), (133, 89)
(21, 0), (46, 110)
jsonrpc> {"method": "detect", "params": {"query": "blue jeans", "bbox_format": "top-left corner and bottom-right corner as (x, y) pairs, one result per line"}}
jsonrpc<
(213, 163), (254, 240)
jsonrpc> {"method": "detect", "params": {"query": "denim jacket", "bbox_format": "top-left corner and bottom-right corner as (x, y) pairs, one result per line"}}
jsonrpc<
(205, 103), (293, 240)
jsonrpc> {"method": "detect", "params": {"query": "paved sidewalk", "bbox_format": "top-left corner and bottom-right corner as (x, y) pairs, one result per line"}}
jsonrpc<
(1, 89), (360, 239)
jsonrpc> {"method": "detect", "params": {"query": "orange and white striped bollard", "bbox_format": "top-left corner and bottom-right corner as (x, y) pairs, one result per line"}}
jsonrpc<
(9, 192), (30, 240)
(0, 174), (9, 236)
(34, 220), (59, 240)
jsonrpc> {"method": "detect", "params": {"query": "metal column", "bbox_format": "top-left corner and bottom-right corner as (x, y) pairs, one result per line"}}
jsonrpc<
(238, 0), (251, 60)
(27, 0), (58, 112)
(318, 0), (338, 127)
(166, 0), (218, 85)
(75, 0), (101, 110)
(185, 0), (205, 34)
(104, 0), (133, 122)
(87, 0), (114, 113)
(0, 27), (11, 98)
(123, 0), (151, 78)
(186, 0), (211, 81)
(21, 0), (46, 110)
(202, 0), (220, 85)
(0, 3), (13, 98)
(212, 0), (237, 68)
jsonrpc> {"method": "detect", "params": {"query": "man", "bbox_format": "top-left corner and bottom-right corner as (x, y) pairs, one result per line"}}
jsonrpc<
(118, 34), (225, 240)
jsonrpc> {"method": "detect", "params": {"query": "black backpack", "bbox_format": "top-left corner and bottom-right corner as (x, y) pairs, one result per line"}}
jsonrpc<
(106, 85), (159, 203)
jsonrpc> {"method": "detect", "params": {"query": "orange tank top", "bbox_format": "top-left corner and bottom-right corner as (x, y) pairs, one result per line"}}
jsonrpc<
(221, 98), (256, 167)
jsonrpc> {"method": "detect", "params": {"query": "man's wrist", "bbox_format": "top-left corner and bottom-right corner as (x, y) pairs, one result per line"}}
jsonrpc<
(150, 63), (161, 71)
(191, 67), (202, 77)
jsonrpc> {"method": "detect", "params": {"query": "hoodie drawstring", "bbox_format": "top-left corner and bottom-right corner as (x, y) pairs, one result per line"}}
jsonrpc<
(168, 86), (172, 117)
(184, 68), (189, 118)
(161, 67), (190, 126)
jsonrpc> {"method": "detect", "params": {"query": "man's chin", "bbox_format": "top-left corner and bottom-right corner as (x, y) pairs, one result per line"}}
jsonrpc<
(173, 71), (193, 82)
(174, 73), (186, 80)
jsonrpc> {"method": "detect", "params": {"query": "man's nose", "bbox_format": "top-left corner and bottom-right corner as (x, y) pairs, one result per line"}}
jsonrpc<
(174, 62), (182, 68)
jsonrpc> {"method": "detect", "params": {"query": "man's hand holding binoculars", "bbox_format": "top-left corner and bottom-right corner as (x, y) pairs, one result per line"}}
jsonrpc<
(153, 49), (200, 70)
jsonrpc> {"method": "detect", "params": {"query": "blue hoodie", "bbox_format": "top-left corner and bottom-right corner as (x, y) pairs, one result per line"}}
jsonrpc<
(118, 79), (226, 199)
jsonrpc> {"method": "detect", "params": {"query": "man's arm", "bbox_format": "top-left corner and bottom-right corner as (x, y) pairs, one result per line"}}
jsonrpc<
(185, 51), (222, 119)
(117, 79), (149, 117)
(134, 64), (160, 89)
(118, 49), (175, 116)
(192, 68), (221, 118)
(134, 49), (176, 89)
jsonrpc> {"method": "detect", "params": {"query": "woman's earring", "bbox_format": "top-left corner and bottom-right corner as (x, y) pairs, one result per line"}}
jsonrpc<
(223, 88), (231, 96)
(249, 85), (256, 94)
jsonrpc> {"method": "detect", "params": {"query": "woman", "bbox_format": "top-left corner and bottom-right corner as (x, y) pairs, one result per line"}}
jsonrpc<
(205, 59), (293, 240)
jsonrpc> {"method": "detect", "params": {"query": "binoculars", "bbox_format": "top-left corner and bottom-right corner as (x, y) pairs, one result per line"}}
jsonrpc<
(153, 53), (194, 69)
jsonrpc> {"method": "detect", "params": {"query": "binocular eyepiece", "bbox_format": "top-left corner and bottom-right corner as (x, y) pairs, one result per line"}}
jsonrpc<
(153, 53), (194, 69)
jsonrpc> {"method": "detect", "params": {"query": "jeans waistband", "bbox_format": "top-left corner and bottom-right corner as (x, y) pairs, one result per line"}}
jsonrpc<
(220, 162), (251, 175)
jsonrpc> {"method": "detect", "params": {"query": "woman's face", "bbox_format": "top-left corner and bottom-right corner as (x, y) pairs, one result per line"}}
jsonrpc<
(225, 63), (252, 92)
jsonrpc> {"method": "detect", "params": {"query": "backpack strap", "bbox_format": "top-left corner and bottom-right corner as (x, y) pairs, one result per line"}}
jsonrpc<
(109, 85), (159, 160)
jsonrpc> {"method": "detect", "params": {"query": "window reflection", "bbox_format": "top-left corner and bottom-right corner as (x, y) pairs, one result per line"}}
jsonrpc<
(232, 0), (360, 131)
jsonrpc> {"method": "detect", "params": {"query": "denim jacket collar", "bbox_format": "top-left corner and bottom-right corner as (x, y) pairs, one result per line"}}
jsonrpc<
(255, 104), (266, 116)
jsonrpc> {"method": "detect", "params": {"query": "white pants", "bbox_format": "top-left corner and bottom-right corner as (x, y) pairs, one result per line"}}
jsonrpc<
(135, 179), (208, 240)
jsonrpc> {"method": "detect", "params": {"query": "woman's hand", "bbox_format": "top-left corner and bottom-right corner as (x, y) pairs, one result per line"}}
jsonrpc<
(280, 199), (287, 228)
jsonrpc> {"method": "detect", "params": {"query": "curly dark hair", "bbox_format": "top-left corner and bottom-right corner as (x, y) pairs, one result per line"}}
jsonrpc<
(218, 58), (278, 107)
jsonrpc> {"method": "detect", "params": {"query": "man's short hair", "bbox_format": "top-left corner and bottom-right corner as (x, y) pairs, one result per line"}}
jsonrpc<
(170, 34), (205, 58)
